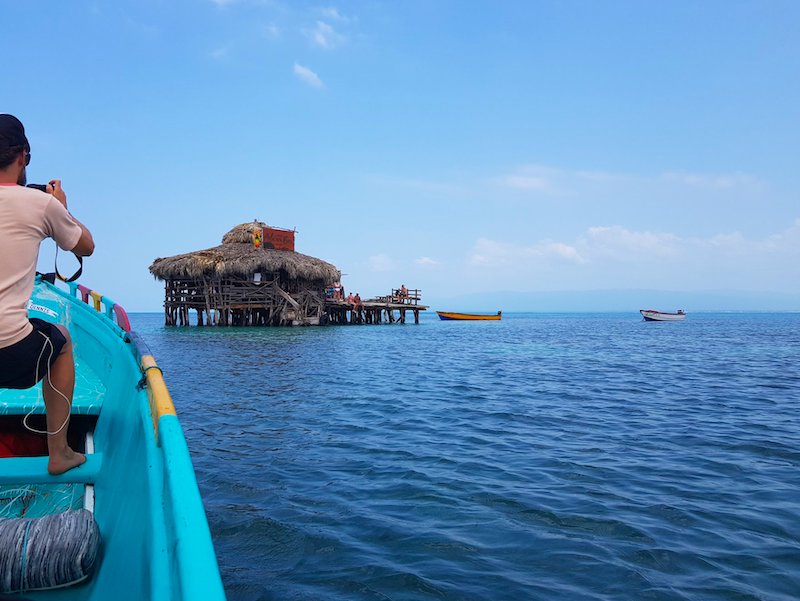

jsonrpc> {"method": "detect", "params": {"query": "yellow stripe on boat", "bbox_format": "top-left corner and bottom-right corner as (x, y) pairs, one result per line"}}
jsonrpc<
(141, 354), (177, 439)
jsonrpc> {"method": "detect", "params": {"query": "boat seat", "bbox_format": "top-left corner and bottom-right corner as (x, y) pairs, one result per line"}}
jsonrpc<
(0, 357), (106, 417)
(0, 454), (102, 485)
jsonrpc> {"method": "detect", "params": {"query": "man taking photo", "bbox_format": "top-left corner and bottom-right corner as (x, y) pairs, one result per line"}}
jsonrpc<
(0, 114), (94, 474)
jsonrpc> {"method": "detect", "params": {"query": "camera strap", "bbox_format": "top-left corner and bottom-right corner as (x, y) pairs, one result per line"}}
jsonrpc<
(54, 245), (83, 283)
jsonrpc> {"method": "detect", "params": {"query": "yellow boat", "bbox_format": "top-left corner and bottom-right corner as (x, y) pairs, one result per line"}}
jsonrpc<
(436, 311), (502, 321)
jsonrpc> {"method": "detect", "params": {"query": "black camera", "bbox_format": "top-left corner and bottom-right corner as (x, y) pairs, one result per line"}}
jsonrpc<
(26, 183), (48, 193)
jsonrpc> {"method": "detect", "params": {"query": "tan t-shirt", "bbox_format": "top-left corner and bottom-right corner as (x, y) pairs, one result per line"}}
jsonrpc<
(0, 184), (82, 348)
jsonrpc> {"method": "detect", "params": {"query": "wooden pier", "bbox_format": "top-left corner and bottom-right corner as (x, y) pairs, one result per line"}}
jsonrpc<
(325, 288), (428, 325)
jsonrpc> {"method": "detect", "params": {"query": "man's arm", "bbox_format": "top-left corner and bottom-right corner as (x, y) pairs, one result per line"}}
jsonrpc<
(49, 179), (95, 257)
(70, 217), (95, 257)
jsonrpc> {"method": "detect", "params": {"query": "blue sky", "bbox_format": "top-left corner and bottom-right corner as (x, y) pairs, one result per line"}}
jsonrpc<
(4, 1), (799, 311)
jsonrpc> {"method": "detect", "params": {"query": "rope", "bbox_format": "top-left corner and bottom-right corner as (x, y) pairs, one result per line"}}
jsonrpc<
(0, 509), (100, 593)
(18, 520), (32, 593)
(136, 365), (163, 391)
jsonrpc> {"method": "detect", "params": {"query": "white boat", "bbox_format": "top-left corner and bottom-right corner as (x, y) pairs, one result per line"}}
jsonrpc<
(640, 309), (686, 321)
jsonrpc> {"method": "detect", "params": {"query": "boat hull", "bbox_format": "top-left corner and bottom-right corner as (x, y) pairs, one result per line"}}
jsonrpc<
(640, 309), (686, 321)
(0, 278), (224, 600)
(437, 311), (501, 321)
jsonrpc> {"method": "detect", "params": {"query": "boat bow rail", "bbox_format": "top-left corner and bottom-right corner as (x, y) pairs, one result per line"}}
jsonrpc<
(67, 281), (132, 334)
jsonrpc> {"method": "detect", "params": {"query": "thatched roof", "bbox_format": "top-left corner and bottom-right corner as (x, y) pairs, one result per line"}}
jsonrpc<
(221, 221), (284, 244)
(149, 221), (340, 283)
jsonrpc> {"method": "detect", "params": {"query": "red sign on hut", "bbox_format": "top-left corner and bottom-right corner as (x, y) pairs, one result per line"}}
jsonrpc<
(263, 226), (295, 251)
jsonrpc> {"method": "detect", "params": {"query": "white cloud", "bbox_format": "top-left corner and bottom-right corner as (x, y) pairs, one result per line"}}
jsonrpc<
(369, 254), (394, 272)
(377, 163), (761, 204)
(495, 164), (561, 192)
(210, 46), (229, 60)
(764, 218), (800, 252)
(707, 231), (746, 248)
(263, 23), (281, 39)
(498, 174), (550, 191)
(209, 0), (280, 6)
(370, 175), (464, 195)
(661, 171), (758, 189)
(320, 7), (350, 22)
(546, 242), (584, 261)
(575, 170), (631, 183)
(494, 164), (761, 196)
(305, 20), (345, 50)
(701, 218), (800, 257)
(415, 257), (440, 267)
(470, 239), (506, 266)
(584, 225), (681, 259)
(465, 220), (800, 293)
(470, 238), (584, 266)
(293, 63), (324, 88)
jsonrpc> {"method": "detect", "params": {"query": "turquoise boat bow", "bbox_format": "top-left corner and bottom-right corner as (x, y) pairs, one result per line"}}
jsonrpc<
(0, 276), (225, 600)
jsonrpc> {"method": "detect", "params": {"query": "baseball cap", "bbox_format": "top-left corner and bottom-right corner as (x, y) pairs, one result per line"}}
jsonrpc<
(0, 114), (30, 152)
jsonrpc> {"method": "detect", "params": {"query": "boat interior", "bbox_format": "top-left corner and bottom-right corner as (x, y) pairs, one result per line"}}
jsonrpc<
(0, 278), (224, 600)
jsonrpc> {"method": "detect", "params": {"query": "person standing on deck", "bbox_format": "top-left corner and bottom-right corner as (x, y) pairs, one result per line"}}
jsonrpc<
(0, 114), (94, 475)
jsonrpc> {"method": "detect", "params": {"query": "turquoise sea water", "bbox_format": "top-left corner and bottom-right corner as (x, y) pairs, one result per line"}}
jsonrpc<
(130, 312), (800, 601)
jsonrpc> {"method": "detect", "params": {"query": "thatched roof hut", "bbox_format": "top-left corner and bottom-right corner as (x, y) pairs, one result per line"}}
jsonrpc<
(149, 221), (340, 284)
(149, 221), (340, 327)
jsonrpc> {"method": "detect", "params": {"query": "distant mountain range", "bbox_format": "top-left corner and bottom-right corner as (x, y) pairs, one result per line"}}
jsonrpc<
(425, 289), (800, 312)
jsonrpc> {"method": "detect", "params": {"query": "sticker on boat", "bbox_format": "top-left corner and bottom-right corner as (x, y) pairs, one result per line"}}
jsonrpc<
(27, 301), (58, 319)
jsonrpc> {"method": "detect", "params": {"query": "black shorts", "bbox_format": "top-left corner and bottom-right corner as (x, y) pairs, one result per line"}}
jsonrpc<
(0, 319), (68, 390)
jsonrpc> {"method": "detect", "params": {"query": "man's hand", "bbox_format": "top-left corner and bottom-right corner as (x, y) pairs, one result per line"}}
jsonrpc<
(48, 179), (67, 208)
(44, 177), (94, 256)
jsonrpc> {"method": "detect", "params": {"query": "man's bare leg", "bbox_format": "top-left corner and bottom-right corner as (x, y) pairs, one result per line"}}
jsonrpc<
(43, 326), (85, 475)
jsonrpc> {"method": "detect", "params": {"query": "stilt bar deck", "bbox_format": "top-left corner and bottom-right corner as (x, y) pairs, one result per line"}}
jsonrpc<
(325, 288), (428, 324)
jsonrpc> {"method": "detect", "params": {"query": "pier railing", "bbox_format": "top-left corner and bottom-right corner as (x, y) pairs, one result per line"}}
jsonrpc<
(372, 288), (422, 306)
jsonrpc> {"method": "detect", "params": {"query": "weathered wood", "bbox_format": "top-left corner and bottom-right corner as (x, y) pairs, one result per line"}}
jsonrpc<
(163, 278), (428, 328)
(162, 274), (328, 327)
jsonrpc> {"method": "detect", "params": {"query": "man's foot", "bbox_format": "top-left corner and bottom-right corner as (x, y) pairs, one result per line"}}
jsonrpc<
(48, 448), (86, 475)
